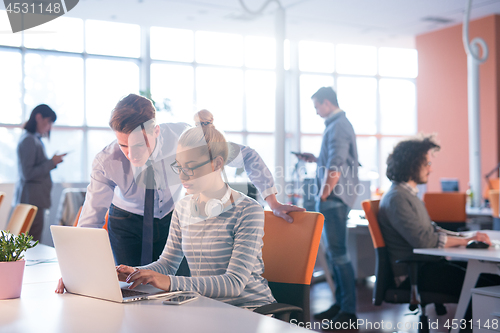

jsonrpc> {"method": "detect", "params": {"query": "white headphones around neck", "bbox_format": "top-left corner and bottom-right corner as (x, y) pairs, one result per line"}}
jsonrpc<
(190, 185), (232, 218)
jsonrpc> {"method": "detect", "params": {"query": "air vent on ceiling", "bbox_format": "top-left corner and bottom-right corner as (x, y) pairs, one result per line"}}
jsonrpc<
(225, 12), (258, 21)
(421, 16), (454, 24)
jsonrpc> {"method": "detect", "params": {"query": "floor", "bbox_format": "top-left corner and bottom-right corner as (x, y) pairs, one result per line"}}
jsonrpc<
(308, 277), (461, 333)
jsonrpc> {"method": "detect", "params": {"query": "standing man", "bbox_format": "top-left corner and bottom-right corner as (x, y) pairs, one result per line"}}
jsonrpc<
(78, 94), (304, 268)
(297, 87), (359, 325)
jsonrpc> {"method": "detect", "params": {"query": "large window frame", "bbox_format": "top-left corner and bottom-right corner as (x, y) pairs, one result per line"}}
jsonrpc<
(0, 14), (417, 194)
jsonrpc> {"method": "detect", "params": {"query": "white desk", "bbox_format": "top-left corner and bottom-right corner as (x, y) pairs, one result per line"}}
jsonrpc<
(0, 245), (308, 333)
(414, 241), (500, 333)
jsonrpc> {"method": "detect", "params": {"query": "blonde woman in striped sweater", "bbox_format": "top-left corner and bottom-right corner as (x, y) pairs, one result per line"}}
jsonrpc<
(116, 110), (276, 308)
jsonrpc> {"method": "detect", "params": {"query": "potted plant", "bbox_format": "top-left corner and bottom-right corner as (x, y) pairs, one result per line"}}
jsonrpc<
(0, 231), (38, 299)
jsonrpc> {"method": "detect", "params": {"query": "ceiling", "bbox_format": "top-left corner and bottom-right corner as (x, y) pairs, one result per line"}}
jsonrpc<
(37, 0), (500, 47)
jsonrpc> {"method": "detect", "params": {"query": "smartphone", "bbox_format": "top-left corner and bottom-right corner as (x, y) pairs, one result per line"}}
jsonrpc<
(162, 295), (198, 305)
(291, 151), (304, 156)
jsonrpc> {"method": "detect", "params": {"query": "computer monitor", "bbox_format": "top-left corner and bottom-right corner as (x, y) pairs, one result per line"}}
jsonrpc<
(440, 178), (459, 192)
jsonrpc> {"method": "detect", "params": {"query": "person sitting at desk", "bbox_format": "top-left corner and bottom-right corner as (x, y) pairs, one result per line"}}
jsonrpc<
(378, 135), (495, 297)
(113, 110), (275, 308)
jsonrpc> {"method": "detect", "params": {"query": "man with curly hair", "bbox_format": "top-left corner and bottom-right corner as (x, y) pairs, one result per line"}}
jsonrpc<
(378, 135), (493, 297)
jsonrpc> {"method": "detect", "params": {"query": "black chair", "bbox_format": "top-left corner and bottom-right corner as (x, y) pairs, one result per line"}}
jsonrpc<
(362, 200), (459, 333)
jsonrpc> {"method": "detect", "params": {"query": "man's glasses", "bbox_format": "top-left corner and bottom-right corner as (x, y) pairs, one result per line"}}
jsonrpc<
(170, 159), (211, 176)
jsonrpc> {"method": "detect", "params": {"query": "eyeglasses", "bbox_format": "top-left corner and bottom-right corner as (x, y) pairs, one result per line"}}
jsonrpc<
(170, 159), (211, 176)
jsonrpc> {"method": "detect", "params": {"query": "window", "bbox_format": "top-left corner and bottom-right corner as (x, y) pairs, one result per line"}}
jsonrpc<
(195, 31), (243, 67)
(195, 67), (244, 132)
(86, 20), (140, 58)
(245, 36), (275, 69)
(0, 50), (23, 124)
(87, 129), (116, 175)
(46, 130), (84, 182)
(245, 70), (275, 132)
(0, 128), (21, 182)
(336, 44), (377, 75)
(23, 17), (83, 53)
(0, 10), (22, 47)
(337, 77), (377, 135)
(150, 63), (194, 124)
(150, 27), (194, 62)
(86, 59), (140, 127)
(379, 48), (418, 78)
(380, 79), (416, 135)
(24, 53), (84, 126)
(298, 41), (334, 73)
(0, 18), (417, 196)
(247, 134), (275, 175)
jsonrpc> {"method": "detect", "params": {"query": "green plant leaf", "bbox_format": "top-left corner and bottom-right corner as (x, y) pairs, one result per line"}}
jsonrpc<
(0, 231), (38, 262)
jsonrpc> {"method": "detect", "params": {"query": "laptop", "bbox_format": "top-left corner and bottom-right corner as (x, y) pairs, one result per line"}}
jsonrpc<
(50, 225), (180, 303)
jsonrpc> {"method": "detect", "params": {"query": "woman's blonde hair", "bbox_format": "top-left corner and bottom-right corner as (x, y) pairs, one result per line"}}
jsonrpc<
(178, 110), (228, 163)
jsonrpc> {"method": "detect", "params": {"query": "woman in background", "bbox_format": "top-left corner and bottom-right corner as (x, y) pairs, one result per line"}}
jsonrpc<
(13, 104), (66, 241)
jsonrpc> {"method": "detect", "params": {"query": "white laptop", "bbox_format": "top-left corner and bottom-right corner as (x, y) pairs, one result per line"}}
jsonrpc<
(50, 225), (180, 303)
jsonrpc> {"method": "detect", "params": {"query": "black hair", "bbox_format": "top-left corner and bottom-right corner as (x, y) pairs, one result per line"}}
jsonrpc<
(311, 87), (339, 107)
(386, 135), (440, 183)
(24, 104), (57, 134)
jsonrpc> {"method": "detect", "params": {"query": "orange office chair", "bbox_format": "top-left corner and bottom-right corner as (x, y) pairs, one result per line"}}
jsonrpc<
(73, 206), (109, 232)
(489, 190), (499, 217)
(0, 191), (5, 210)
(73, 206), (83, 227)
(362, 199), (458, 333)
(254, 211), (324, 322)
(5, 204), (38, 236)
(422, 192), (467, 231)
(484, 178), (500, 201)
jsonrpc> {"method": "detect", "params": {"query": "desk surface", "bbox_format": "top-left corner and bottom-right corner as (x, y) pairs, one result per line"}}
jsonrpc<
(414, 247), (500, 262)
(414, 230), (500, 261)
(1, 245), (308, 333)
(467, 206), (493, 217)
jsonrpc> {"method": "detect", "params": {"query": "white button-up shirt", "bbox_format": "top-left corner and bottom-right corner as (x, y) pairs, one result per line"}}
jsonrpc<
(78, 122), (277, 228)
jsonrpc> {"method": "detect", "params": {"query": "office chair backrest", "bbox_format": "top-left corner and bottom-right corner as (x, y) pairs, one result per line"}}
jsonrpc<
(362, 200), (384, 248)
(0, 191), (5, 210)
(74, 207), (108, 231)
(484, 178), (500, 200)
(489, 190), (500, 217)
(73, 206), (83, 227)
(261, 211), (324, 321)
(6, 204), (38, 236)
(422, 192), (466, 222)
(362, 199), (394, 306)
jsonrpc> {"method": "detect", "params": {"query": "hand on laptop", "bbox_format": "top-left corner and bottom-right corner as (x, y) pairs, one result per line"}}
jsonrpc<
(116, 265), (172, 292)
(55, 278), (66, 294)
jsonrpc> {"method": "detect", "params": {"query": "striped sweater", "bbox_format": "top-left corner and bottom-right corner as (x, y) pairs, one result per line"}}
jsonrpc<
(139, 190), (276, 308)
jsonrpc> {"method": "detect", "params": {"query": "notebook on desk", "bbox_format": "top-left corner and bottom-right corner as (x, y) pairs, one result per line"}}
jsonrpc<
(50, 225), (180, 303)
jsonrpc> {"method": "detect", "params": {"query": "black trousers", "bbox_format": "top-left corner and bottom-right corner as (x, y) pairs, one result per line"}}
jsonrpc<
(107, 204), (190, 276)
(28, 208), (45, 242)
(399, 260), (500, 318)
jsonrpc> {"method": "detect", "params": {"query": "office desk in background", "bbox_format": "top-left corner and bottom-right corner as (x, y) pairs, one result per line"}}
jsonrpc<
(1, 245), (308, 333)
(466, 206), (494, 230)
(414, 230), (500, 333)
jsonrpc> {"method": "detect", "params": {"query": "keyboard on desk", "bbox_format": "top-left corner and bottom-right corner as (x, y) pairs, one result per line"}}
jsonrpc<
(121, 288), (148, 298)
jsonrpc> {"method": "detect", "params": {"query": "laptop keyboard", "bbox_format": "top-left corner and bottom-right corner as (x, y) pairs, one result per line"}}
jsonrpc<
(121, 288), (148, 298)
